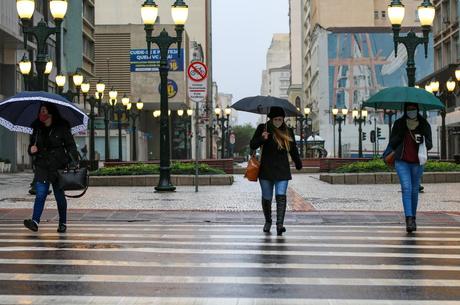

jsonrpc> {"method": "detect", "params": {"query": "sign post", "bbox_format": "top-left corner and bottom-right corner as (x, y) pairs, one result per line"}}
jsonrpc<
(187, 61), (208, 192)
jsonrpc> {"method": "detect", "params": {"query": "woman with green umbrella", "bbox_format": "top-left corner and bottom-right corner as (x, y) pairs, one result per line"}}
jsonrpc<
(388, 102), (432, 233)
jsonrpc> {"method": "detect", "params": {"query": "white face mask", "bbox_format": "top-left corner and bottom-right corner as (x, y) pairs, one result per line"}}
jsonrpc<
(407, 110), (418, 119)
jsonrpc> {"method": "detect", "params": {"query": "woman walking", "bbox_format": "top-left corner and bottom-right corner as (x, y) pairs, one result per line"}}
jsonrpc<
(23, 103), (79, 233)
(250, 106), (302, 236)
(389, 103), (432, 233)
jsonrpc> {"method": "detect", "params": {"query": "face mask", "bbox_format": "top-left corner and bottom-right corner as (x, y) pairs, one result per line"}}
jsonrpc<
(407, 110), (418, 119)
(39, 113), (49, 123)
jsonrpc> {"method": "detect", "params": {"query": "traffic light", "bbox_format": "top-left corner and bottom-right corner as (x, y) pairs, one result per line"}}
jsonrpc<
(362, 132), (367, 141)
(377, 127), (382, 138)
(370, 130), (376, 143)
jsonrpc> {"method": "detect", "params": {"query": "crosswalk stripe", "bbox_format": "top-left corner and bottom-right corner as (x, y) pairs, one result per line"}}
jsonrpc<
(1, 232), (460, 241)
(3, 273), (460, 286)
(0, 258), (459, 271)
(2, 226), (460, 234)
(1, 238), (460, 249)
(1, 246), (460, 259)
(1, 223), (459, 229)
(0, 296), (457, 305)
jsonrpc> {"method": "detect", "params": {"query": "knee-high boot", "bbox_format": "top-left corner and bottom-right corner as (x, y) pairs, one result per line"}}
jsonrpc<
(275, 195), (287, 236)
(261, 198), (272, 232)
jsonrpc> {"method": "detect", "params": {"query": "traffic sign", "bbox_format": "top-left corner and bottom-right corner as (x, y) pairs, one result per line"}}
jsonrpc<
(187, 61), (208, 82)
(188, 81), (207, 103)
(187, 62), (208, 102)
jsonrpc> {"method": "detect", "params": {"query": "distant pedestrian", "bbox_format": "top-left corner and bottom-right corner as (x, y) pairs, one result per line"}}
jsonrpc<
(250, 106), (302, 236)
(23, 103), (79, 233)
(388, 102), (432, 233)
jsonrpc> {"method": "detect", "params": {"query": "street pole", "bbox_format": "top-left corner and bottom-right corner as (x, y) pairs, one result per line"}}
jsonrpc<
(221, 116), (226, 159)
(441, 109), (447, 159)
(195, 102), (199, 192)
(88, 96), (96, 170)
(358, 120), (363, 158)
(117, 108), (123, 161)
(299, 118), (304, 158)
(338, 119), (343, 158)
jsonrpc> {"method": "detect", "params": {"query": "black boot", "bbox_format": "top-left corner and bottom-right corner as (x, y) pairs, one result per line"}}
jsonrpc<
(405, 216), (416, 233)
(276, 195), (287, 236)
(413, 216), (417, 231)
(261, 198), (272, 233)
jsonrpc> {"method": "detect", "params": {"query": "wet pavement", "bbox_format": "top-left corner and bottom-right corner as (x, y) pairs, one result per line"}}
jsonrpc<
(1, 172), (460, 212)
(0, 219), (459, 304)
(1, 172), (460, 303)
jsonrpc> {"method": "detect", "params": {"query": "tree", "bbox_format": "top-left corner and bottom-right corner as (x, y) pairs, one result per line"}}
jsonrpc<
(232, 124), (256, 156)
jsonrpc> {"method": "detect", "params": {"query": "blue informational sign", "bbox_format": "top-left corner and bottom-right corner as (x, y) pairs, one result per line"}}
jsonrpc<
(130, 49), (184, 72)
(158, 79), (179, 98)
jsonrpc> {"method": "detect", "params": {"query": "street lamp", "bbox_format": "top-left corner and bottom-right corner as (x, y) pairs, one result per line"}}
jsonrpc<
(296, 106), (311, 158)
(109, 93), (124, 161)
(215, 106), (231, 159)
(352, 107), (368, 158)
(17, 0), (68, 91)
(426, 78), (455, 159)
(332, 106), (348, 158)
(141, 0), (188, 191)
(127, 99), (144, 161)
(55, 74), (66, 93)
(388, 0), (435, 87)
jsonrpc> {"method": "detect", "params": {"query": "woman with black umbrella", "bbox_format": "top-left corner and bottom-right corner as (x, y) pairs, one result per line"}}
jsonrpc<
(250, 107), (302, 236)
(23, 103), (79, 233)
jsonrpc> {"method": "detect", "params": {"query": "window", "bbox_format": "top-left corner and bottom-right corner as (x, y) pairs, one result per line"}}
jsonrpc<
(83, 38), (94, 59)
(374, 11), (379, 19)
(381, 11), (386, 18)
(83, 1), (95, 24)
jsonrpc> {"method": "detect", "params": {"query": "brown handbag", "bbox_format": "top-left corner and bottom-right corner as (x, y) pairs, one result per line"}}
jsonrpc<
(244, 154), (260, 182)
(245, 145), (264, 182)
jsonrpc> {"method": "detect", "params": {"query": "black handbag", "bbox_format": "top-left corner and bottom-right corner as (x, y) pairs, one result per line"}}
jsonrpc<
(57, 167), (89, 198)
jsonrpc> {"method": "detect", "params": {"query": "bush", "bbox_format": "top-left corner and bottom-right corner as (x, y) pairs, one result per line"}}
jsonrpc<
(92, 162), (225, 176)
(335, 159), (460, 173)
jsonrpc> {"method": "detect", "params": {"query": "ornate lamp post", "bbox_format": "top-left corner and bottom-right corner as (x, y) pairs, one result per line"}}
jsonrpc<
(215, 106), (231, 159)
(352, 107), (368, 158)
(388, 0), (435, 87)
(296, 106), (311, 158)
(141, 0), (188, 191)
(19, 54), (53, 91)
(177, 109), (193, 159)
(17, 0), (68, 91)
(332, 107), (348, 158)
(127, 99), (144, 161)
(426, 78), (455, 159)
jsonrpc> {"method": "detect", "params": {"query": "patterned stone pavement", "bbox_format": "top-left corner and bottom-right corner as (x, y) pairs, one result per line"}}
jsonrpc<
(1, 172), (460, 213)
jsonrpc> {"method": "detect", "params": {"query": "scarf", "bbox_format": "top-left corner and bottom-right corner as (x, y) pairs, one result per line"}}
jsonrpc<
(406, 117), (419, 131)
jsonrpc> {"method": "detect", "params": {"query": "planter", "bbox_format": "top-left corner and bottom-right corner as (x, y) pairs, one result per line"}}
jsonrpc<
(320, 172), (460, 184)
(89, 174), (234, 187)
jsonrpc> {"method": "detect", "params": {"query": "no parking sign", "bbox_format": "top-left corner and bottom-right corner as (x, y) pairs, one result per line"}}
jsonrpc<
(187, 61), (208, 103)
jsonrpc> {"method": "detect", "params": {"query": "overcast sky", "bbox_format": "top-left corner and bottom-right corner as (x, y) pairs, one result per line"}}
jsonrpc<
(212, 0), (289, 126)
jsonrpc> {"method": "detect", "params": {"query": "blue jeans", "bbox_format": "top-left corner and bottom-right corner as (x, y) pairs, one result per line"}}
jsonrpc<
(32, 182), (67, 224)
(259, 179), (289, 200)
(395, 160), (424, 217)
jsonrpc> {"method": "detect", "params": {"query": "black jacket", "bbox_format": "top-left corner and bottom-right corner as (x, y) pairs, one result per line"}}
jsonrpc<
(389, 115), (433, 161)
(250, 123), (302, 181)
(28, 120), (79, 184)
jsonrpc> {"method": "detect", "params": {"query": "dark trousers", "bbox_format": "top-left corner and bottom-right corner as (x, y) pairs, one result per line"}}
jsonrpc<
(32, 181), (67, 224)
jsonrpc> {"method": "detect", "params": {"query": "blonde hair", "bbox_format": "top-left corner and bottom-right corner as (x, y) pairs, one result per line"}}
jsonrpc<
(272, 125), (292, 151)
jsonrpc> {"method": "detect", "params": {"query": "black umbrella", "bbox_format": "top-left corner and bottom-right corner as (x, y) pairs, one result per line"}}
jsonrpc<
(0, 91), (88, 134)
(231, 95), (302, 117)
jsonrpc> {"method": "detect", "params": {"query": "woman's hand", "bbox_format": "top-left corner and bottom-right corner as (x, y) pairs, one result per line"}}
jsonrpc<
(262, 131), (270, 140)
(30, 145), (38, 154)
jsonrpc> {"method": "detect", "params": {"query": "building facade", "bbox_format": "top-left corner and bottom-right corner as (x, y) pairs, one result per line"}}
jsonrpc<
(94, 0), (212, 160)
(299, 0), (436, 157)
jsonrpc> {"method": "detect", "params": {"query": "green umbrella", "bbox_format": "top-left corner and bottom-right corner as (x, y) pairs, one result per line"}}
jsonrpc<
(363, 86), (445, 111)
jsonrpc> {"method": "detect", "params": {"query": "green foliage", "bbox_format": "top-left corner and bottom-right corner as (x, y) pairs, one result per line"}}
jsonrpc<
(335, 159), (391, 173)
(232, 124), (256, 156)
(335, 159), (460, 173)
(92, 162), (225, 176)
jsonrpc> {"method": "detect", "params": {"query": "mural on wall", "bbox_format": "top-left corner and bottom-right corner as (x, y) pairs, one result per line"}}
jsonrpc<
(328, 32), (434, 112)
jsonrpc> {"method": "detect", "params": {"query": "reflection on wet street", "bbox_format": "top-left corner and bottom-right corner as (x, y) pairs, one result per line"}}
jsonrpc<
(0, 222), (459, 304)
